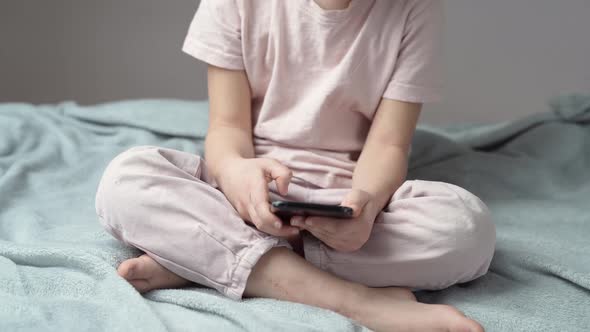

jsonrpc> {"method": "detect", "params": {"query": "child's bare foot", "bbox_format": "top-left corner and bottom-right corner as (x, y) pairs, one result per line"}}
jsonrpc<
(117, 255), (191, 293)
(347, 287), (484, 332)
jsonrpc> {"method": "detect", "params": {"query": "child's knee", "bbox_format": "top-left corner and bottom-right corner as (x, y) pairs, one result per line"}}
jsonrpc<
(401, 181), (496, 289)
(439, 184), (496, 286)
(95, 146), (159, 233)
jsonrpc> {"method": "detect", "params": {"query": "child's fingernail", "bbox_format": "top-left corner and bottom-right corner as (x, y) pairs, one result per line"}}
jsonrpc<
(274, 222), (282, 229)
(306, 220), (313, 226)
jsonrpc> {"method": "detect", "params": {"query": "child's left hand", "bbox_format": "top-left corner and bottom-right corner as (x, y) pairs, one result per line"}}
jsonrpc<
(290, 189), (378, 252)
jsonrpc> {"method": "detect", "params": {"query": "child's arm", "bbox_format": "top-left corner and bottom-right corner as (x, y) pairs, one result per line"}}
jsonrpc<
(205, 65), (255, 171)
(351, 98), (421, 214)
(291, 0), (440, 251)
(206, 65), (299, 237)
(291, 99), (420, 252)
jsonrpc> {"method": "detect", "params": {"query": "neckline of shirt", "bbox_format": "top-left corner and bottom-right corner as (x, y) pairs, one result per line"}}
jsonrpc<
(303, 0), (366, 25)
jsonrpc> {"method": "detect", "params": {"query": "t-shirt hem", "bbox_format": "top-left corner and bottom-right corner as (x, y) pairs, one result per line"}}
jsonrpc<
(182, 38), (245, 71)
(383, 81), (442, 104)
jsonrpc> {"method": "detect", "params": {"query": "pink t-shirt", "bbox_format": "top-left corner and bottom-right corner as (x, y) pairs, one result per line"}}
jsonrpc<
(183, 0), (442, 189)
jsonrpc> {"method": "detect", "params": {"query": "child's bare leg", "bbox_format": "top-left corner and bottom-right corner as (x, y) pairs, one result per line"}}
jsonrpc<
(118, 254), (412, 299)
(245, 247), (483, 332)
(118, 249), (483, 332)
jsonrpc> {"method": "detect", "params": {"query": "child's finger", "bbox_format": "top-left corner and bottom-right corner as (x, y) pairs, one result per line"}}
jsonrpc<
(290, 215), (305, 227)
(303, 225), (332, 246)
(255, 201), (282, 228)
(251, 201), (300, 236)
(273, 172), (292, 196)
(261, 159), (292, 196)
(305, 216), (340, 234)
(247, 204), (264, 229)
(248, 177), (279, 225)
(291, 216), (310, 228)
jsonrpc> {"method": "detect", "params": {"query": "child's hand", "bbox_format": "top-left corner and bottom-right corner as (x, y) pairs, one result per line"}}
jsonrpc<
(290, 190), (378, 252)
(216, 157), (300, 237)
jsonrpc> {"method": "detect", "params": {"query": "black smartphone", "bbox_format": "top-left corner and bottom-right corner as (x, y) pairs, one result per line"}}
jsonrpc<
(271, 201), (354, 219)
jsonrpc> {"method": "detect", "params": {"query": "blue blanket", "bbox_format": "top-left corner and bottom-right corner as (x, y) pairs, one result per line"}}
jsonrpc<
(1, 96), (589, 331)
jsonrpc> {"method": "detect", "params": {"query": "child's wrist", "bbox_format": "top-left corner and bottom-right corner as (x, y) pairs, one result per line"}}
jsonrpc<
(209, 155), (245, 183)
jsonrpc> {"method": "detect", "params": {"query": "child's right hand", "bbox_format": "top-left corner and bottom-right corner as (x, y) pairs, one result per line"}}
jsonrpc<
(215, 157), (300, 237)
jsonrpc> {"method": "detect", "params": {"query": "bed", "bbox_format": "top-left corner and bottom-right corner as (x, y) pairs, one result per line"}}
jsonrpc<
(1, 96), (589, 331)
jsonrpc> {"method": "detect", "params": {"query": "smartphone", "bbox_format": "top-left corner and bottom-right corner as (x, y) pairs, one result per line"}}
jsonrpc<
(271, 201), (354, 219)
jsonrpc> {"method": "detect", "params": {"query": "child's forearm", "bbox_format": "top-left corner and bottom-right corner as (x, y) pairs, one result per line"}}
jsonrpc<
(204, 65), (255, 181)
(205, 126), (254, 180)
(352, 142), (408, 214)
(352, 98), (421, 214)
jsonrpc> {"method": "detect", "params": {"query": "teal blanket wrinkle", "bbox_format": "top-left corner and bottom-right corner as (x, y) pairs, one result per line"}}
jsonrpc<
(0, 96), (589, 331)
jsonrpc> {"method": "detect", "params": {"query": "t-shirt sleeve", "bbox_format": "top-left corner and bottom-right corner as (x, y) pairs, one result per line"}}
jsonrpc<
(182, 0), (244, 70)
(383, 0), (443, 103)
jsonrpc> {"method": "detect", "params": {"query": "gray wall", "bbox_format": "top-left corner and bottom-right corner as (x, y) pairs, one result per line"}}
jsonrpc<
(0, 0), (207, 103)
(1, 0), (589, 125)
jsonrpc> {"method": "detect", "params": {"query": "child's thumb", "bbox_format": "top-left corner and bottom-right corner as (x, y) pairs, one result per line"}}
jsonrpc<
(341, 190), (369, 218)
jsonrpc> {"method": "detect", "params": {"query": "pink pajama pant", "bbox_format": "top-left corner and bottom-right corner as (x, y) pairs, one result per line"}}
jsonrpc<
(95, 146), (496, 300)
